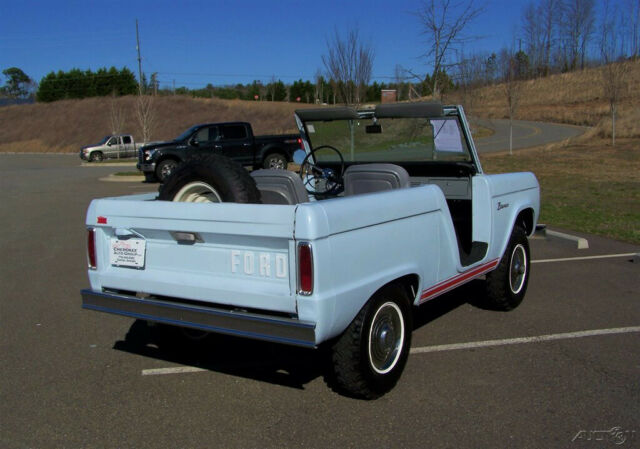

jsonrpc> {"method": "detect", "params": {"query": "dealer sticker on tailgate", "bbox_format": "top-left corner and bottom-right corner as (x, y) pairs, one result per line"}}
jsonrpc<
(110, 238), (146, 269)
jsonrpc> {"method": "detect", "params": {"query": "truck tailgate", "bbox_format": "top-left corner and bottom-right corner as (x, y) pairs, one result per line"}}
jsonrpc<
(86, 195), (298, 314)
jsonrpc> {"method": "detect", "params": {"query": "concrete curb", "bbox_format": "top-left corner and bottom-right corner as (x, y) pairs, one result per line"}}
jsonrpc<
(534, 224), (589, 249)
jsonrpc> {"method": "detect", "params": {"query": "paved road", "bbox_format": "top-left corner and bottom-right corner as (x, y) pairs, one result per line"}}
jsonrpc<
(1, 155), (638, 449)
(474, 118), (587, 153)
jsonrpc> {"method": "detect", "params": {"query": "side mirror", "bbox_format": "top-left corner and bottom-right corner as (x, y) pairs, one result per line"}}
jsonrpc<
(292, 149), (306, 165)
(189, 138), (199, 147)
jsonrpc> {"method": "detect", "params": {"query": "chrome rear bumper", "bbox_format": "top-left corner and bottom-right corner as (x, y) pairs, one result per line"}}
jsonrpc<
(81, 289), (316, 347)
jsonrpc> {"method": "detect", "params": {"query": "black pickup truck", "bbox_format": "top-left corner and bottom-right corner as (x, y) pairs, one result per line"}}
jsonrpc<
(137, 122), (302, 182)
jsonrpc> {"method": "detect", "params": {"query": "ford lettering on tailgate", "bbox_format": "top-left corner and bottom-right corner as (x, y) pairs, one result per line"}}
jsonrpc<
(230, 250), (288, 279)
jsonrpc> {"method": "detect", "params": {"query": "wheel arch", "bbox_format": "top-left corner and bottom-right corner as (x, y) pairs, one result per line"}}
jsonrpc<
(156, 154), (182, 166)
(383, 274), (421, 306)
(260, 146), (288, 163)
(515, 207), (535, 236)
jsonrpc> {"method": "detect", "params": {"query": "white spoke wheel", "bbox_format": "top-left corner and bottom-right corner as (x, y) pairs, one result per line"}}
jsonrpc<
(172, 181), (222, 203)
(330, 283), (412, 399)
(485, 225), (530, 311)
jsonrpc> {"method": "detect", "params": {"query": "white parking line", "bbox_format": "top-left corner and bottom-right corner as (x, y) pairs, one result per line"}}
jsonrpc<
(142, 326), (640, 375)
(142, 366), (206, 376)
(410, 326), (640, 354)
(532, 253), (636, 264)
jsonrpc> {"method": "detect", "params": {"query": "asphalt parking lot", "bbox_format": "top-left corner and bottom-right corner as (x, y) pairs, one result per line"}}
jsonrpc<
(1, 154), (638, 449)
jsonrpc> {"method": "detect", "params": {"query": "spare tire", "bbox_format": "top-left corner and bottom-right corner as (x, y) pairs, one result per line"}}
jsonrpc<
(158, 155), (261, 203)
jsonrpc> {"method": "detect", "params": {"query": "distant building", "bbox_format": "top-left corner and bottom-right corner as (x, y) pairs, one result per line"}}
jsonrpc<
(381, 89), (397, 103)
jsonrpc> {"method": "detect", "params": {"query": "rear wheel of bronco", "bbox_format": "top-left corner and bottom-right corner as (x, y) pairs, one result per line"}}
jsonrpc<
(485, 225), (530, 311)
(263, 152), (287, 170)
(329, 283), (412, 399)
(158, 154), (261, 204)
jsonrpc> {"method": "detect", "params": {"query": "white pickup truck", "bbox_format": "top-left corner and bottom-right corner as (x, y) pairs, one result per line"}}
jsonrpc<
(82, 102), (539, 398)
(80, 134), (149, 162)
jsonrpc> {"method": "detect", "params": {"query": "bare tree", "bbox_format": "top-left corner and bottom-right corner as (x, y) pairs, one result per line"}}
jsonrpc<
(600, 0), (629, 146)
(416, 0), (484, 98)
(136, 94), (156, 143)
(560, 0), (596, 70)
(109, 92), (126, 136)
(522, 1), (545, 74)
(322, 27), (375, 105)
(500, 48), (524, 155)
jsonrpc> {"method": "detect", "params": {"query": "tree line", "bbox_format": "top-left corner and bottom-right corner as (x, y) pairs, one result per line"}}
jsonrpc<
(35, 67), (138, 102)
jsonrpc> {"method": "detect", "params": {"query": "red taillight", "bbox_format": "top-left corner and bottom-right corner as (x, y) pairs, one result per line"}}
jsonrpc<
(87, 228), (97, 270)
(297, 138), (303, 149)
(297, 242), (313, 295)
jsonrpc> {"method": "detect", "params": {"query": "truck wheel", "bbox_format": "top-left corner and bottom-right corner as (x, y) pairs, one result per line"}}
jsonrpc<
(156, 159), (179, 183)
(89, 151), (103, 162)
(329, 283), (412, 399)
(158, 154), (261, 204)
(263, 153), (287, 170)
(485, 225), (530, 311)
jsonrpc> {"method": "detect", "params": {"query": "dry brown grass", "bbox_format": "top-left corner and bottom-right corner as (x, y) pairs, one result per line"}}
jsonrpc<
(1, 60), (638, 153)
(0, 96), (307, 153)
(445, 59), (640, 138)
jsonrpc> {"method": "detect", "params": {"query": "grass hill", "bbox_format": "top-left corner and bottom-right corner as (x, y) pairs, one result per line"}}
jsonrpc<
(444, 59), (639, 140)
(0, 96), (304, 153)
(0, 60), (638, 153)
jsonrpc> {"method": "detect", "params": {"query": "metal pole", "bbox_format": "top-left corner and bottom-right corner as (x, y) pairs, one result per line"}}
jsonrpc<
(136, 19), (143, 94)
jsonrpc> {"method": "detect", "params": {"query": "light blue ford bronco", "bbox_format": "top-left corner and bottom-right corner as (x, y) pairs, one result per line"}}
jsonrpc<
(82, 102), (539, 398)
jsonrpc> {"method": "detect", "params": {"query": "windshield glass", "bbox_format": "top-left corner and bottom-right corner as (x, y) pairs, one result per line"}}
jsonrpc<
(174, 125), (200, 142)
(304, 116), (471, 163)
(97, 136), (110, 145)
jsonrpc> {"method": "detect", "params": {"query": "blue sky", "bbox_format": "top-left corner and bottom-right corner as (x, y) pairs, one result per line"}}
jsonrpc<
(1, 0), (528, 89)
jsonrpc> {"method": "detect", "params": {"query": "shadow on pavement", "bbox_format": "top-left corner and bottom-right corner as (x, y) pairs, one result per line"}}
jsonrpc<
(114, 319), (327, 390)
(114, 279), (494, 392)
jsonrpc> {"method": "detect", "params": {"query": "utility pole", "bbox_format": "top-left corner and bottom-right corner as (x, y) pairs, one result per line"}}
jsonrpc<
(136, 19), (143, 94)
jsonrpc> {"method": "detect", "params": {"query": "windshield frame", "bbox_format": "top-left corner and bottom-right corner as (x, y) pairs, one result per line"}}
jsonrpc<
(294, 104), (482, 174)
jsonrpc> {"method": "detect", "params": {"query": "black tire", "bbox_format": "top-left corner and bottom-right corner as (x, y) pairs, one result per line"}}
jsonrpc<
(329, 283), (412, 399)
(262, 152), (287, 170)
(158, 154), (261, 204)
(143, 172), (158, 183)
(89, 151), (103, 162)
(485, 225), (530, 311)
(156, 159), (179, 183)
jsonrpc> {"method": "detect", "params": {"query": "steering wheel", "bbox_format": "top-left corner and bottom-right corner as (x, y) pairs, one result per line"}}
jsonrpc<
(299, 145), (345, 196)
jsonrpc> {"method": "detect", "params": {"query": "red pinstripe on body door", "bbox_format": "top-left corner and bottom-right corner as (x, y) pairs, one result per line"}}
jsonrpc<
(419, 258), (500, 303)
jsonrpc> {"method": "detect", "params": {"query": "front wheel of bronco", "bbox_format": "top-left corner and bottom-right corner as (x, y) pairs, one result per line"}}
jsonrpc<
(485, 225), (530, 311)
(329, 283), (412, 399)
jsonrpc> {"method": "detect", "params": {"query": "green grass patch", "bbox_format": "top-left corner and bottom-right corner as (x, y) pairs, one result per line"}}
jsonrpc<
(482, 139), (640, 244)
